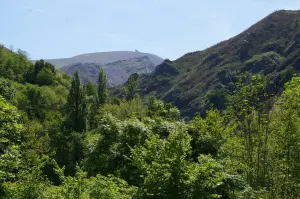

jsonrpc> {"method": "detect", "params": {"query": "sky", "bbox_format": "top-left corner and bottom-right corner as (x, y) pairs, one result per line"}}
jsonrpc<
(1, 0), (300, 60)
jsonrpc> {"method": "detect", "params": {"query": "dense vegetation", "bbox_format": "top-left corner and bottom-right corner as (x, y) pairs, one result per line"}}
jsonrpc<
(3, 10), (300, 199)
(2, 41), (300, 199)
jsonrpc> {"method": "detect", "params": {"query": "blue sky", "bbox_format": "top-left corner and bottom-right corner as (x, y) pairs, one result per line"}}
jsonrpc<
(1, 0), (300, 60)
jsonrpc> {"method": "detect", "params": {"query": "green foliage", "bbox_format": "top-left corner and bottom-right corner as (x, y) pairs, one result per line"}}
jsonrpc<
(0, 78), (15, 101)
(86, 80), (96, 97)
(27, 59), (57, 86)
(36, 68), (55, 85)
(4, 41), (300, 199)
(83, 114), (122, 176)
(41, 165), (137, 199)
(83, 114), (148, 178)
(131, 128), (226, 198)
(0, 96), (22, 152)
(267, 76), (300, 198)
(99, 97), (147, 120)
(65, 71), (87, 132)
(188, 109), (230, 158)
(0, 98), (22, 195)
(97, 68), (108, 107)
(111, 96), (121, 105)
(147, 96), (180, 120)
(124, 75), (138, 101)
(244, 52), (284, 74)
(0, 47), (32, 83)
(3, 158), (51, 199)
(230, 74), (269, 113)
(205, 87), (229, 110)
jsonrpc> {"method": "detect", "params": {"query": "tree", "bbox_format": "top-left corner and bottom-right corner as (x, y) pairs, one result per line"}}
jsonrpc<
(36, 68), (55, 85)
(30, 59), (56, 85)
(124, 75), (137, 101)
(206, 87), (229, 111)
(86, 80), (97, 130)
(268, 76), (300, 198)
(0, 78), (15, 101)
(0, 96), (22, 154)
(97, 68), (108, 107)
(98, 98), (147, 120)
(65, 71), (87, 132)
(0, 96), (23, 195)
(147, 97), (180, 120)
(41, 165), (137, 198)
(131, 126), (226, 198)
(86, 80), (96, 97)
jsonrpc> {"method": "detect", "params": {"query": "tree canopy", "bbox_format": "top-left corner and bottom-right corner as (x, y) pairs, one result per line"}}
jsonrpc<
(2, 46), (300, 198)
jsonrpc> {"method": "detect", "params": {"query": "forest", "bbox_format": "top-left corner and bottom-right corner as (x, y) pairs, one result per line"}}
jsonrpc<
(1, 42), (300, 199)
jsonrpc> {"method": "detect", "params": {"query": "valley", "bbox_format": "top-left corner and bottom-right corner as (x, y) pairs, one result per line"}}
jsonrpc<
(1, 9), (300, 199)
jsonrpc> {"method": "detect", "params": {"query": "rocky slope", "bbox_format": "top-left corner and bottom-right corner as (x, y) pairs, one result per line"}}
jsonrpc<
(33, 51), (163, 86)
(133, 10), (300, 118)
(38, 51), (163, 68)
(61, 56), (156, 86)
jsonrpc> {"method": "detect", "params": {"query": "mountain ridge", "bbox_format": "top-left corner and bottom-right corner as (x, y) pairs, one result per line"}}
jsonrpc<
(33, 50), (164, 86)
(133, 10), (300, 118)
(34, 51), (164, 68)
(61, 56), (157, 86)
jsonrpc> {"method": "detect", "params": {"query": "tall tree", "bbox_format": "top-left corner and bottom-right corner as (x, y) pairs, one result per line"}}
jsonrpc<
(86, 80), (96, 97)
(65, 71), (87, 132)
(97, 68), (108, 107)
(269, 76), (300, 198)
(125, 75), (137, 101)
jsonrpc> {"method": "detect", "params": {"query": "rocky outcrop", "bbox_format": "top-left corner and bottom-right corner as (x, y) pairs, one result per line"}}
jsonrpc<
(61, 56), (156, 86)
(154, 60), (179, 76)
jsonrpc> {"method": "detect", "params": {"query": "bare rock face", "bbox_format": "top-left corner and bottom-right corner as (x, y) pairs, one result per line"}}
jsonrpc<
(61, 56), (157, 87)
(33, 51), (163, 86)
(34, 51), (163, 68)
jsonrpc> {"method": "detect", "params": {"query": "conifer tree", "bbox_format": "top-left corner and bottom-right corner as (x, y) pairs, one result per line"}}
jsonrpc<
(97, 68), (108, 107)
(66, 71), (87, 132)
(125, 75), (137, 101)
(86, 80), (96, 97)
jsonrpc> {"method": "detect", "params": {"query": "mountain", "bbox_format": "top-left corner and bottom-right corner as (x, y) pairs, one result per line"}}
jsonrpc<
(133, 10), (300, 118)
(39, 51), (163, 68)
(34, 51), (163, 86)
(61, 56), (156, 86)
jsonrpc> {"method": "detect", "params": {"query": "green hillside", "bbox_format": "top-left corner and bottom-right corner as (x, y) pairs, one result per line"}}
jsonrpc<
(136, 10), (300, 117)
(3, 9), (300, 199)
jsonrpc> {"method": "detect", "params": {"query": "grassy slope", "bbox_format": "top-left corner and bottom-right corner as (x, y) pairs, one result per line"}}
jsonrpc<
(136, 10), (300, 117)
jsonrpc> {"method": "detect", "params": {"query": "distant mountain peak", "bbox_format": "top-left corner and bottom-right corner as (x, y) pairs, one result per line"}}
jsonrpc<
(31, 51), (163, 86)
(34, 50), (163, 69)
(61, 56), (158, 87)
